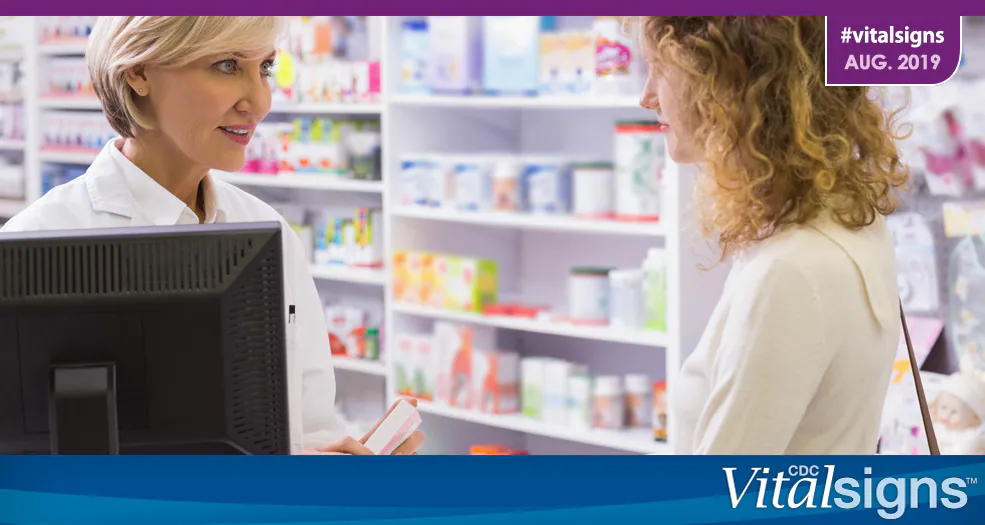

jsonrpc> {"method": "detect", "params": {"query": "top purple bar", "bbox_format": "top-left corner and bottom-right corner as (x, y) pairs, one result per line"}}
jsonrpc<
(2, 2), (984, 15)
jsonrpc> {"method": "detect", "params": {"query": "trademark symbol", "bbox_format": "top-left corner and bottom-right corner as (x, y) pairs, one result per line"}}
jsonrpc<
(967, 478), (978, 485)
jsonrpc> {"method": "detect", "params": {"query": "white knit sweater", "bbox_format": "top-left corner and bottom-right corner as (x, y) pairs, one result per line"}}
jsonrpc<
(671, 212), (900, 454)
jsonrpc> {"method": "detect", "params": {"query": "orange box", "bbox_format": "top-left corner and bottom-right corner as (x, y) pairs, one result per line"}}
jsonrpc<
(472, 349), (520, 414)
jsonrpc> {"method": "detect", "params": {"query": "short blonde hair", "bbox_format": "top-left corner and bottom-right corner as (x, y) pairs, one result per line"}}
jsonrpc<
(87, 16), (283, 137)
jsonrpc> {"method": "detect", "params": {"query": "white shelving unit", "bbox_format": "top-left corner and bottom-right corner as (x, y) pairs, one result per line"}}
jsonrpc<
(37, 96), (101, 110)
(332, 357), (387, 376)
(309, 264), (386, 286)
(391, 206), (664, 237)
(0, 139), (26, 151)
(38, 148), (100, 164)
(214, 172), (384, 193)
(6, 17), (729, 455)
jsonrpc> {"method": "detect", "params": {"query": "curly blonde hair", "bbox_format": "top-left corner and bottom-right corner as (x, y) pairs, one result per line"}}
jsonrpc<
(636, 16), (909, 258)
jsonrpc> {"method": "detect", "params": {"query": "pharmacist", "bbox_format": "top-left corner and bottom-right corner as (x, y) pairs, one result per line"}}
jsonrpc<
(1, 16), (423, 456)
(636, 16), (905, 454)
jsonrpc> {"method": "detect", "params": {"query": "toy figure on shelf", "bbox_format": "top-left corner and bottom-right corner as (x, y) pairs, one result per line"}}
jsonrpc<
(932, 371), (985, 455)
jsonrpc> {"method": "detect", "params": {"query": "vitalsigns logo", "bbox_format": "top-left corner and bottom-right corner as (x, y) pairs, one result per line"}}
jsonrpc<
(723, 465), (977, 520)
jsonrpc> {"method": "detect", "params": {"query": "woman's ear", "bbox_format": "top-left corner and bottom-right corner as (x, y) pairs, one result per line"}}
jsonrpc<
(124, 66), (149, 96)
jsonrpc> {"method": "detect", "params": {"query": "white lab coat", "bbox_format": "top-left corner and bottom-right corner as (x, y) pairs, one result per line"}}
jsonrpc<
(1, 139), (344, 452)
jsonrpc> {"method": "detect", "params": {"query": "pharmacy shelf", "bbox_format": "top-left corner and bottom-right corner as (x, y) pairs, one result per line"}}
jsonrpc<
(392, 303), (667, 347)
(38, 96), (102, 110)
(0, 49), (25, 61)
(268, 102), (384, 115)
(391, 206), (664, 237)
(390, 94), (645, 110)
(39, 148), (100, 164)
(0, 139), (26, 151)
(214, 172), (384, 193)
(0, 198), (26, 218)
(417, 402), (668, 454)
(332, 357), (387, 376)
(38, 39), (88, 55)
(309, 264), (386, 286)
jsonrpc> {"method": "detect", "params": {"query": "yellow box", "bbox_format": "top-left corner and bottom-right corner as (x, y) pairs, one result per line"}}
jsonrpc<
(392, 250), (424, 304)
(443, 256), (498, 312)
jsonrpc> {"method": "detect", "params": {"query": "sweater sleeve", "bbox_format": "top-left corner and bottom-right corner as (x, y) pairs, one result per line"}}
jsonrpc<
(692, 260), (834, 454)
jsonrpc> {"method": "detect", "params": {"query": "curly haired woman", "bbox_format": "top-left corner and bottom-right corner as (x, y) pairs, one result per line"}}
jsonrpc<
(635, 17), (910, 454)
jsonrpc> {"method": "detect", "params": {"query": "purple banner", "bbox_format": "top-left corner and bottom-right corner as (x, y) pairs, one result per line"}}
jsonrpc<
(826, 16), (963, 85)
(1, 3), (984, 15)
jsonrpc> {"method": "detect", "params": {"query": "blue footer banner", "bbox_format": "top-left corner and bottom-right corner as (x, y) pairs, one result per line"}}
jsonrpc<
(0, 457), (982, 523)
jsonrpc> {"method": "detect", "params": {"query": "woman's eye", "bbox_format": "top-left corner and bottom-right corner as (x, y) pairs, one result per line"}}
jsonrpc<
(216, 60), (238, 74)
(261, 60), (276, 77)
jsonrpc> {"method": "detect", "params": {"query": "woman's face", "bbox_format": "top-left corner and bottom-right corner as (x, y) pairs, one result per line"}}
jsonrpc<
(134, 49), (276, 172)
(639, 41), (703, 164)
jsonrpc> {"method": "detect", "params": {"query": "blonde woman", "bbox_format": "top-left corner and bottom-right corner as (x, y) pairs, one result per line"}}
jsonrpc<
(2, 17), (423, 455)
(635, 17), (908, 454)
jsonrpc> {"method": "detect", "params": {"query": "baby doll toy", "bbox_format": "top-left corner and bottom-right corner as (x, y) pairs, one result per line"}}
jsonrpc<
(932, 371), (985, 455)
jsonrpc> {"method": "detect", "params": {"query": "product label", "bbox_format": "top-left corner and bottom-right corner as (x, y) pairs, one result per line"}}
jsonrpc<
(595, 38), (631, 76)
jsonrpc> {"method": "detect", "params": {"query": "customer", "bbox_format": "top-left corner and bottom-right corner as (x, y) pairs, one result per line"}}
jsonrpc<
(1, 16), (422, 456)
(636, 16), (908, 454)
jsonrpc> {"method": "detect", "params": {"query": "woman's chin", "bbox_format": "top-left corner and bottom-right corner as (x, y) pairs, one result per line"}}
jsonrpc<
(212, 156), (247, 174)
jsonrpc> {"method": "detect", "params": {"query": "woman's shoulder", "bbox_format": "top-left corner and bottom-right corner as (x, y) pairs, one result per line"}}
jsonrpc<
(209, 175), (287, 224)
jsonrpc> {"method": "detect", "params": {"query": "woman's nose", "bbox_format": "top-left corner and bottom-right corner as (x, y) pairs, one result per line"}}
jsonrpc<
(234, 71), (272, 119)
(639, 80), (659, 111)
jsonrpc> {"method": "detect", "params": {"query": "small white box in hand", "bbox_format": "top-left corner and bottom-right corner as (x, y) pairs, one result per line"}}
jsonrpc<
(363, 400), (423, 455)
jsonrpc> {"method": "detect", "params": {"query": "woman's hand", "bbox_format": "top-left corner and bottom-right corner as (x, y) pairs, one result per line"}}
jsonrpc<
(361, 398), (425, 455)
(301, 398), (425, 455)
(300, 435), (374, 455)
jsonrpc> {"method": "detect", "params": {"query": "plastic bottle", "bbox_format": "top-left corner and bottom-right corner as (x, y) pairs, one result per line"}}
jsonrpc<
(643, 248), (666, 332)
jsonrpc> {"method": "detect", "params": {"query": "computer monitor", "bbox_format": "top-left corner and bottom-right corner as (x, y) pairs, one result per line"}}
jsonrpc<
(0, 222), (290, 455)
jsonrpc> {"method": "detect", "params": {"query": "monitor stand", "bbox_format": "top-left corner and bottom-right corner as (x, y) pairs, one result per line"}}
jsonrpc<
(49, 363), (119, 454)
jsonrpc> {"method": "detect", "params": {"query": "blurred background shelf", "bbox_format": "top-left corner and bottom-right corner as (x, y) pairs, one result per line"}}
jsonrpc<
(416, 402), (669, 454)
(392, 303), (668, 348)
(392, 206), (664, 237)
(214, 172), (383, 193)
(39, 148), (100, 164)
(332, 358), (387, 376)
(38, 96), (102, 110)
(309, 265), (385, 286)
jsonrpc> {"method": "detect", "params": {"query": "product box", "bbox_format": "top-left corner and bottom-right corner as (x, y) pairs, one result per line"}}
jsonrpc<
(399, 156), (434, 206)
(543, 359), (576, 425)
(400, 19), (430, 94)
(567, 370), (593, 430)
(351, 208), (383, 267)
(427, 16), (482, 94)
(392, 250), (424, 304)
(564, 31), (596, 95)
(427, 156), (456, 208)
(418, 252), (438, 306)
(434, 322), (496, 408)
(482, 16), (540, 95)
(653, 380), (668, 441)
(394, 334), (422, 397)
(472, 349), (520, 414)
(444, 256), (498, 313)
(325, 306), (367, 357)
(421, 254), (452, 308)
(413, 335), (437, 400)
(453, 158), (495, 211)
(521, 357), (547, 420)
(522, 158), (571, 214)
(539, 33), (564, 95)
